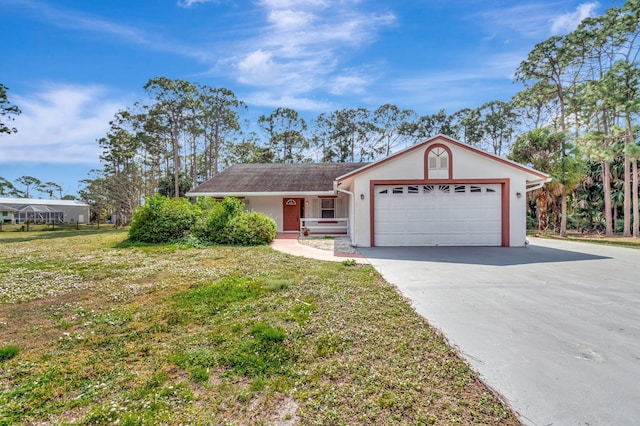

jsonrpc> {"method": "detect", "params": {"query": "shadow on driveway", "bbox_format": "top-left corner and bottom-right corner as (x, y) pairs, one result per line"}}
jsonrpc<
(357, 244), (609, 266)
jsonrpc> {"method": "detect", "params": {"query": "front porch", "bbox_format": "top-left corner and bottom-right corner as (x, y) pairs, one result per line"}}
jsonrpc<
(300, 217), (348, 236)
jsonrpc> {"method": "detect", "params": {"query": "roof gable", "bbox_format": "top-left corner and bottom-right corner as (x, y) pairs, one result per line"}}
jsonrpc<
(337, 135), (549, 182)
(188, 162), (369, 195)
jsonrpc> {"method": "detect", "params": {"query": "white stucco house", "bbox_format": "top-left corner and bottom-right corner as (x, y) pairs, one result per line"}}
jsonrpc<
(187, 135), (549, 247)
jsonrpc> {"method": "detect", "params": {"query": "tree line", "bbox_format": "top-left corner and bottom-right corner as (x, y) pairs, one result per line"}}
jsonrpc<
(78, 77), (527, 226)
(0, 176), (72, 199)
(3, 1), (640, 236)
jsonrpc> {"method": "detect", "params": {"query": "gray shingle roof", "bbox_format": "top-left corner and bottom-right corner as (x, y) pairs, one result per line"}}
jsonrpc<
(189, 163), (369, 194)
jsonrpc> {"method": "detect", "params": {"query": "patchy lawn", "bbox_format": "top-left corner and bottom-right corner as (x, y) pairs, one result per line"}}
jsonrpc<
(535, 232), (640, 250)
(0, 229), (520, 425)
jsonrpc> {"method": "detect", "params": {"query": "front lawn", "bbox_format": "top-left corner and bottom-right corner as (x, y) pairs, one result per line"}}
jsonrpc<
(0, 229), (519, 425)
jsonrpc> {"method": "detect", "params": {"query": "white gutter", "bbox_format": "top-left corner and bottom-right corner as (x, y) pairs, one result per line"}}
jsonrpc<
(334, 181), (356, 247)
(526, 177), (552, 193)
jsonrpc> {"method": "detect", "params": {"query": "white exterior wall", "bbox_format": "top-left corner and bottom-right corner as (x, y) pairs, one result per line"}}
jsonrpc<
(244, 194), (351, 233)
(245, 196), (283, 231)
(347, 139), (531, 247)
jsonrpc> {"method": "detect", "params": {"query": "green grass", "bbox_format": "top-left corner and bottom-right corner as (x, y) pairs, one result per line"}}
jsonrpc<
(534, 231), (640, 249)
(0, 229), (519, 425)
(0, 345), (19, 361)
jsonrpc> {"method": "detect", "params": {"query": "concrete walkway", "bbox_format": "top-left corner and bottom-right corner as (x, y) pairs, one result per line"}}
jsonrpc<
(270, 234), (368, 264)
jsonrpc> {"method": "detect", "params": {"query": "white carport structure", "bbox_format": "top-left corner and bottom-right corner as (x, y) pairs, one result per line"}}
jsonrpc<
(16, 205), (64, 224)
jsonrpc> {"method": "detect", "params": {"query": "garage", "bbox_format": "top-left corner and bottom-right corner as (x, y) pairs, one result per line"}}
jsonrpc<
(373, 183), (502, 246)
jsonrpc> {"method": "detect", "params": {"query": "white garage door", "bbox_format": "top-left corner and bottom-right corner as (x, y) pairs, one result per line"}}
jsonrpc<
(374, 184), (502, 246)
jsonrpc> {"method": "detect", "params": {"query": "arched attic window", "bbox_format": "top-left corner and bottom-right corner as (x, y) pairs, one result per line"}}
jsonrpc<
(427, 146), (450, 179)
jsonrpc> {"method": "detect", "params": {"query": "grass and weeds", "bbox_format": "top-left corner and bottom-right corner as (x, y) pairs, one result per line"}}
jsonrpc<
(0, 228), (519, 425)
(532, 231), (640, 249)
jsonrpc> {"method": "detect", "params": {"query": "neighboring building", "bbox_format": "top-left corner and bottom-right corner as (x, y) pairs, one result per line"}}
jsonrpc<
(187, 135), (550, 247)
(0, 204), (18, 224)
(0, 198), (90, 224)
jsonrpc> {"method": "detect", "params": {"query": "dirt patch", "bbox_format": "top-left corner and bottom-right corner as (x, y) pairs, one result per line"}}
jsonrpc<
(272, 396), (299, 425)
(297, 236), (358, 254)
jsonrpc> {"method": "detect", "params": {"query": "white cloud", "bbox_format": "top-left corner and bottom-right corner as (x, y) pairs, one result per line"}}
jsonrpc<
(8, 0), (211, 62)
(268, 9), (316, 28)
(474, 2), (599, 39)
(0, 85), (126, 164)
(244, 91), (333, 111)
(237, 49), (278, 83)
(551, 2), (599, 34)
(228, 1), (396, 102)
(388, 63), (522, 113)
(259, 0), (329, 8)
(177, 0), (214, 7)
(329, 75), (371, 95)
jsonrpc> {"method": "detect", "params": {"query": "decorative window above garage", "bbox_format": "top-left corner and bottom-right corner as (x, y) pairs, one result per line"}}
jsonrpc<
(427, 146), (449, 179)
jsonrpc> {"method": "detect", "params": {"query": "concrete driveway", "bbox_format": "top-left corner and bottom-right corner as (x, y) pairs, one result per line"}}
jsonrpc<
(358, 237), (640, 426)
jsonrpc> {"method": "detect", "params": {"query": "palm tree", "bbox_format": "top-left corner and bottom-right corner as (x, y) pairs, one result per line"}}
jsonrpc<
(510, 128), (563, 232)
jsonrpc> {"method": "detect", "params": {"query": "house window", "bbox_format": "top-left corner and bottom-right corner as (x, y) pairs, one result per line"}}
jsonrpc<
(470, 185), (482, 193)
(408, 185), (419, 194)
(438, 185), (450, 193)
(321, 198), (335, 218)
(392, 187), (404, 194)
(427, 146), (449, 178)
(454, 185), (466, 193)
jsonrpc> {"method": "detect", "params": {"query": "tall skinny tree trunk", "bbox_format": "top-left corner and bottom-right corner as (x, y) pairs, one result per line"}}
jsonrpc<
(624, 119), (633, 237)
(537, 189), (549, 232)
(633, 159), (639, 238)
(560, 191), (567, 237)
(623, 154), (631, 236)
(173, 130), (180, 198)
(603, 160), (613, 236)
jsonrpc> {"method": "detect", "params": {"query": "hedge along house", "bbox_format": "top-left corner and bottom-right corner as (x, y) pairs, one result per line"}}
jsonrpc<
(188, 135), (550, 247)
(0, 198), (91, 224)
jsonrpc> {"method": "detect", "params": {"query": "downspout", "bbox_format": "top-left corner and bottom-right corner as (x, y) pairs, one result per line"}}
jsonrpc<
(334, 181), (356, 246)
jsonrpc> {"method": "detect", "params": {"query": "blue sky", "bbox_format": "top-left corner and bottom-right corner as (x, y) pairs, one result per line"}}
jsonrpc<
(0, 0), (604, 196)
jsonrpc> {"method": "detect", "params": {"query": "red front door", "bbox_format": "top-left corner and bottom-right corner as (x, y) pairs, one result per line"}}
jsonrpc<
(283, 198), (303, 231)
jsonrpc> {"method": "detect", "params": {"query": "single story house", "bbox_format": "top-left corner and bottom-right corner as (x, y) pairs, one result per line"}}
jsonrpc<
(0, 198), (90, 224)
(0, 203), (18, 224)
(187, 135), (549, 247)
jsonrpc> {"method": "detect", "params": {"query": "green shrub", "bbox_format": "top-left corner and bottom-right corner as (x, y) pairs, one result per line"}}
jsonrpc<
(0, 345), (19, 361)
(128, 195), (200, 243)
(193, 197), (276, 245)
(129, 195), (275, 246)
(243, 211), (277, 245)
(191, 200), (227, 243)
